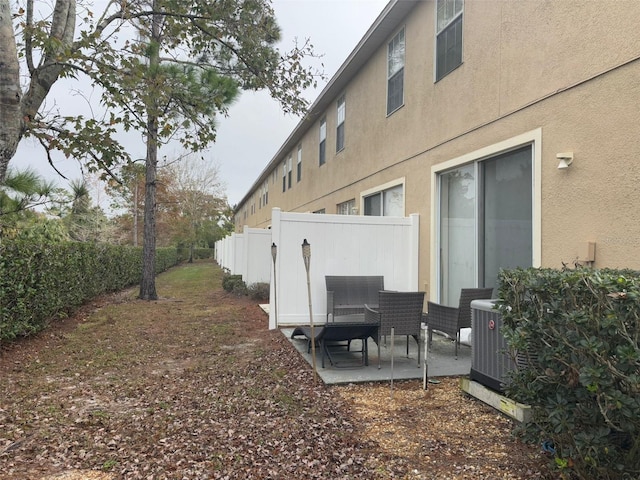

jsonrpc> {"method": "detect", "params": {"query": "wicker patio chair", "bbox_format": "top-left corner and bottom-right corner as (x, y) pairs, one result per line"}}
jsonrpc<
(364, 290), (425, 369)
(425, 287), (494, 359)
(325, 275), (384, 320)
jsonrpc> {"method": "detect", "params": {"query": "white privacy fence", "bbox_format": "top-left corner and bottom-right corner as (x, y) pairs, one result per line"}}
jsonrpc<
(269, 208), (420, 329)
(214, 226), (272, 285)
(241, 227), (272, 285)
(215, 232), (243, 273)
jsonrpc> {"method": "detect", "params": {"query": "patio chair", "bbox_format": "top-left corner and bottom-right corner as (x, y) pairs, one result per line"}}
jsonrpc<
(364, 290), (425, 369)
(325, 275), (384, 320)
(425, 287), (494, 359)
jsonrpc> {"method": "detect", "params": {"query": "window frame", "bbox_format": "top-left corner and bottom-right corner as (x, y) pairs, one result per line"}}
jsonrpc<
(435, 0), (464, 82)
(282, 161), (286, 193)
(337, 198), (356, 215)
(429, 128), (543, 303)
(336, 95), (345, 153)
(387, 27), (405, 115)
(319, 117), (327, 166)
(263, 181), (268, 206)
(360, 178), (406, 217)
(296, 145), (302, 182)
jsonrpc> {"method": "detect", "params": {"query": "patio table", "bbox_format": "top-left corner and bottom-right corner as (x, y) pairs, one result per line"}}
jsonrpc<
(290, 314), (379, 368)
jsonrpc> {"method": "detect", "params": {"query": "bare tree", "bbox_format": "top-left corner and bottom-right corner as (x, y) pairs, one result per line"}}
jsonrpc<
(164, 154), (226, 262)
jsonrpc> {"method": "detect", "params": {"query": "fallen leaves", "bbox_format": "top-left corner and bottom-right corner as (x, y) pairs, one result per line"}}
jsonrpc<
(0, 262), (553, 479)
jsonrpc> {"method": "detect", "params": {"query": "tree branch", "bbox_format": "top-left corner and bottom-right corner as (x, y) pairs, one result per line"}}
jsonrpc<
(25, 0), (35, 74)
(36, 135), (69, 180)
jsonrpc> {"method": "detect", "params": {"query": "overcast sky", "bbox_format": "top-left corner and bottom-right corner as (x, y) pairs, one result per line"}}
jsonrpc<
(11, 0), (389, 209)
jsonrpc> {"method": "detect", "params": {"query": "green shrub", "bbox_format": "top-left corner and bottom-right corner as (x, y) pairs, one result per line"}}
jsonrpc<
(0, 241), (179, 343)
(498, 267), (640, 480)
(232, 281), (248, 296)
(193, 248), (213, 259)
(247, 282), (270, 301)
(176, 246), (212, 262)
(221, 273), (247, 296)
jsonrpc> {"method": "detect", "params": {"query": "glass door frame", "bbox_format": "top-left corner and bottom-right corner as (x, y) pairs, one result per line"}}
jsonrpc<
(429, 129), (542, 304)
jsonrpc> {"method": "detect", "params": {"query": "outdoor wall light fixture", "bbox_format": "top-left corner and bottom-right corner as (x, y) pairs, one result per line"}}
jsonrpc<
(557, 152), (574, 169)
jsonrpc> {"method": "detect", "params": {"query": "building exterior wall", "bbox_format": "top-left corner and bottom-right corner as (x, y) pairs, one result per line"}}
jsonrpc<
(234, 0), (640, 300)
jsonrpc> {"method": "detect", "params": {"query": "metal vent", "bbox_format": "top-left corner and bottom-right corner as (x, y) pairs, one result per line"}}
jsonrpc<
(470, 300), (515, 393)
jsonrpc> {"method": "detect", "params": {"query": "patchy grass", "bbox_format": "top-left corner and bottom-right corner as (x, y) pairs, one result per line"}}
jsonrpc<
(0, 259), (553, 479)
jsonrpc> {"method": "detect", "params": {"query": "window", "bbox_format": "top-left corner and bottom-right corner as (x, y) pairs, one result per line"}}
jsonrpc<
(438, 146), (532, 306)
(263, 181), (268, 206)
(319, 117), (326, 166)
(297, 145), (302, 182)
(337, 199), (356, 215)
(336, 95), (345, 152)
(313, 208), (326, 214)
(436, 0), (463, 81)
(364, 184), (404, 216)
(287, 155), (292, 189)
(282, 161), (286, 192)
(387, 28), (405, 115)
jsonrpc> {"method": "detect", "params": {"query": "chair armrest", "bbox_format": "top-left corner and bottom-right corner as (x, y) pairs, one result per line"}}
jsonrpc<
(363, 303), (379, 324)
(326, 290), (334, 319)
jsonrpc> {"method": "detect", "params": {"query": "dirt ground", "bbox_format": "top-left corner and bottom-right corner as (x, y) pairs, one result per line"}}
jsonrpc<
(0, 261), (554, 479)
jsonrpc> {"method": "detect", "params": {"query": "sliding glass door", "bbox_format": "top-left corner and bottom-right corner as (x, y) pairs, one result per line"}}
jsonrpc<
(439, 164), (475, 306)
(438, 146), (532, 306)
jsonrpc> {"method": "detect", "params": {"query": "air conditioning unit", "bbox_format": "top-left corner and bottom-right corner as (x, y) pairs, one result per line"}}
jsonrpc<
(470, 300), (515, 393)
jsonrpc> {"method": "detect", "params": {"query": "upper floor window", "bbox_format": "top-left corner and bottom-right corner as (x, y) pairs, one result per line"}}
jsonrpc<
(336, 95), (345, 152)
(287, 155), (293, 189)
(263, 181), (268, 206)
(297, 145), (302, 182)
(282, 161), (286, 193)
(319, 117), (327, 166)
(436, 0), (463, 81)
(387, 28), (405, 115)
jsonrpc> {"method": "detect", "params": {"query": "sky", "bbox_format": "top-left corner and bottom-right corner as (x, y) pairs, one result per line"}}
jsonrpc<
(11, 0), (390, 210)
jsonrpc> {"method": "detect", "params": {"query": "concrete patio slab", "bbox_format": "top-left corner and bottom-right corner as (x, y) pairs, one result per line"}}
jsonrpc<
(282, 327), (471, 385)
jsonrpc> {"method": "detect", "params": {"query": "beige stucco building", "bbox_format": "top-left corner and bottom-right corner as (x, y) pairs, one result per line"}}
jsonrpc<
(234, 0), (640, 306)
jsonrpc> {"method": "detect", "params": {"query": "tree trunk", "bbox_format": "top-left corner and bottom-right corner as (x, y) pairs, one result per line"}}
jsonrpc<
(0, 0), (75, 184)
(139, 4), (161, 301)
(139, 115), (158, 300)
(0, 0), (22, 183)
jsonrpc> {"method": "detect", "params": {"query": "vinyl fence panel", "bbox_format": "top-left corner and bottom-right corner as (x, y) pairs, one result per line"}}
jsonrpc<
(269, 208), (419, 329)
(242, 226), (272, 285)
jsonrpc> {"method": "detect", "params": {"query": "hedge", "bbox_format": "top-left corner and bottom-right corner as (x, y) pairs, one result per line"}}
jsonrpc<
(0, 241), (179, 343)
(498, 267), (640, 480)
